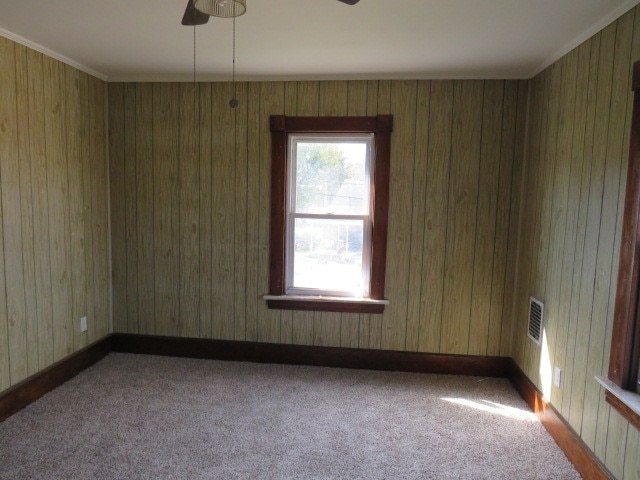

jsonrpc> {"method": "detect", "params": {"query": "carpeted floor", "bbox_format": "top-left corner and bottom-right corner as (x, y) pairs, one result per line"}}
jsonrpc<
(0, 353), (580, 479)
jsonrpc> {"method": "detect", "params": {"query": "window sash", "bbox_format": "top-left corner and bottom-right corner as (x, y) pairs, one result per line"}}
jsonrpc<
(288, 134), (373, 216)
(285, 214), (372, 297)
(285, 134), (373, 297)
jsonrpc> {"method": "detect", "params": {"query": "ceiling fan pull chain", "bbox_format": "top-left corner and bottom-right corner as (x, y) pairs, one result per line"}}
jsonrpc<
(230, 13), (239, 108)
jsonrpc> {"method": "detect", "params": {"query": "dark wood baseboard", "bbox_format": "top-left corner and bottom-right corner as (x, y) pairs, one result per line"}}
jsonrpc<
(0, 336), (112, 422)
(508, 360), (613, 480)
(112, 333), (511, 377)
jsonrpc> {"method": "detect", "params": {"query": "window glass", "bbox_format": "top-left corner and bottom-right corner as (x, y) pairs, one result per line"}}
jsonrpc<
(292, 218), (364, 294)
(293, 140), (369, 215)
(287, 134), (372, 297)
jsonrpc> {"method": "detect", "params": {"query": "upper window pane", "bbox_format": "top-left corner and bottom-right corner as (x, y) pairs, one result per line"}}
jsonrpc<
(291, 136), (371, 215)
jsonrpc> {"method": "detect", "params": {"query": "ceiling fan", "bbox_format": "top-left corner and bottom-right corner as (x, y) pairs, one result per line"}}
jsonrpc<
(182, 0), (360, 26)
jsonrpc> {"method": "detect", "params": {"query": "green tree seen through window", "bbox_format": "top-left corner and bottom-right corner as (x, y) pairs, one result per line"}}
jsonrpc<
(296, 144), (351, 211)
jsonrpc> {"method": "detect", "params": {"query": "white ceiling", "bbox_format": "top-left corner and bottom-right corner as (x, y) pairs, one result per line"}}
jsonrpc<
(0, 0), (638, 82)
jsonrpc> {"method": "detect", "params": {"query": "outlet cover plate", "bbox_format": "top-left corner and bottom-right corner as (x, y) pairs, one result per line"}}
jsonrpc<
(554, 367), (562, 388)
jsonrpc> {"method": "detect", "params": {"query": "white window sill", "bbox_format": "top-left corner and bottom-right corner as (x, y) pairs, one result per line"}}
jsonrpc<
(595, 376), (640, 417)
(264, 295), (388, 304)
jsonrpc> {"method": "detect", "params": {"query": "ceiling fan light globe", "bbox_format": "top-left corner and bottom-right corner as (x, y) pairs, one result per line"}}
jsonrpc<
(194, 0), (247, 18)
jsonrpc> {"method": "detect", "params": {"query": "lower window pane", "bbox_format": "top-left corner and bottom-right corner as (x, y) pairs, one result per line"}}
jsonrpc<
(292, 218), (364, 294)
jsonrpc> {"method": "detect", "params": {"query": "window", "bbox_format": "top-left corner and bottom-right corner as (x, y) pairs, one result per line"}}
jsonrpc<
(601, 60), (640, 429)
(287, 134), (372, 297)
(265, 115), (393, 314)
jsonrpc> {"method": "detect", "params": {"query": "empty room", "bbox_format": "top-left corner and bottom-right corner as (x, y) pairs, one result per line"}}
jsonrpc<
(1, 0), (640, 478)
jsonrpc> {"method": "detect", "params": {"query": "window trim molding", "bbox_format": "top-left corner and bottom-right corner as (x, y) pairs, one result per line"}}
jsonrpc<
(267, 115), (393, 313)
(610, 61), (640, 390)
(607, 60), (640, 426)
(285, 133), (374, 298)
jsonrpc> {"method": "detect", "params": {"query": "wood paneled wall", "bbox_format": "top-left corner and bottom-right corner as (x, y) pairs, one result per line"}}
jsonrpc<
(108, 79), (526, 355)
(0, 37), (111, 395)
(512, 6), (640, 478)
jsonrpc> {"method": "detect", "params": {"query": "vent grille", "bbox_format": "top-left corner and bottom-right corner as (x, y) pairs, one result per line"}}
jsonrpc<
(528, 297), (544, 345)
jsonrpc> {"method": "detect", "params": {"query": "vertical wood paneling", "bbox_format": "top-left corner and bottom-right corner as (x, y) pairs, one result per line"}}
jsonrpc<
(14, 45), (39, 376)
(234, 83), (249, 342)
(512, 72), (544, 371)
(520, 70), (548, 377)
(567, 25), (613, 436)
(153, 83), (180, 337)
(542, 53), (575, 408)
(405, 81), (430, 353)
(136, 83), (154, 335)
(178, 83), (200, 338)
(559, 41), (593, 417)
(380, 80), (417, 352)
(529, 64), (560, 380)
(91, 77), (110, 340)
(123, 83), (138, 335)
(65, 66), (87, 351)
(488, 80), (517, 356)
(80, 73), (96, 344)
(26, 50), (54, 368)
(552, 49), (580, 411)
(0, 36), (109, 396)
(564, 37), (600, 422)
(0, 37), (17, 390)
(0, 194), (7, 390)
(197, 84), (212, 340)
(108, 84), (126, 333)
(245, 82), (260, 342)
(605, 409), (629, 479)
(44, 57), (73, 362)
(468, 81), (504, 355)
(623, 425), (640, 479)
(211, 82), (235, 340)
(440, 81), (484, 354)
(580, 23), (618, 450)
(499, 80), (529, 357)
(513, 6), (640, 476)
(109, 78), (521, 360)
(417, 81), (453, 353)
(0, 38), (28, 384)
(257, 82), (284, 344)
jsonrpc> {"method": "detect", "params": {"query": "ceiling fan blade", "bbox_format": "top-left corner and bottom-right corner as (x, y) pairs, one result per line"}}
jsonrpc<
(337, 0), (360, 4)
(182, 0), (209, 26)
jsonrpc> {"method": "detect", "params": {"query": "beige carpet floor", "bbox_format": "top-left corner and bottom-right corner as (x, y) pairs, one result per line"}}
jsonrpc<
(0, 353), (580, 479)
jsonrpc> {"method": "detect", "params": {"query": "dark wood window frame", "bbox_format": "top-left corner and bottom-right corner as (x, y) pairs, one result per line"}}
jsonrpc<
(607, 60), (640, 428)
(266, 115), (393, 314)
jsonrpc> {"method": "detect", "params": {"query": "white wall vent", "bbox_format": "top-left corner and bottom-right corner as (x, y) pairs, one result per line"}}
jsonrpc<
(528, 297), (544, 345)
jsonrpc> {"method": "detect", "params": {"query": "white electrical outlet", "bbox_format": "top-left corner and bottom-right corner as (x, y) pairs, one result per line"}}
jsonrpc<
(554, 367), (562, 388)
(80, 316), (88, 333)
